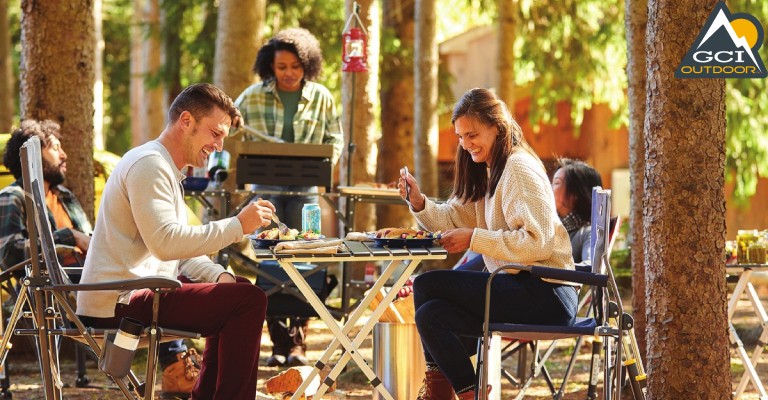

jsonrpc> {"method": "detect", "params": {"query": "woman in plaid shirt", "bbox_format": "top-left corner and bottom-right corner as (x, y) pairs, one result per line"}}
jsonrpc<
(234, 27), (343, 368)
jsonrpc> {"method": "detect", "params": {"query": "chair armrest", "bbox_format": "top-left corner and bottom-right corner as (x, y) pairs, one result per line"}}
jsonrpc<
(498, 264), (609, 287)
(54, 276), (182, 292)
(0, 257), (35, 281)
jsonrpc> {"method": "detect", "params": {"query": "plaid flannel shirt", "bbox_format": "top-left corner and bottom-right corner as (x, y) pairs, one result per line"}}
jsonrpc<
(0, 181), (92, 269)
(234, 79), (344, 164)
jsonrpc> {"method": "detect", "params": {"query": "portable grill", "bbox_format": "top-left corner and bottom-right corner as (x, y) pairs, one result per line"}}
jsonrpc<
(229, 141), (334, 190)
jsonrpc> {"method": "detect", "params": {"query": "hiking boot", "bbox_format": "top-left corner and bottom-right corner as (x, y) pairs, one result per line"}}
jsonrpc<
(162, 349), (201, 397)
(416, 370), (456, 400)
(266, 354), (287, 367)
(286, 346), (308, 367)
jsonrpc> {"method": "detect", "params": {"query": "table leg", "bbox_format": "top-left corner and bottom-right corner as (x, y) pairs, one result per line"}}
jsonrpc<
(734, 280), (768, 399)
(280, 258), (417, 400)
(729, 269), (768, 399)
(313, 259), (421, 400)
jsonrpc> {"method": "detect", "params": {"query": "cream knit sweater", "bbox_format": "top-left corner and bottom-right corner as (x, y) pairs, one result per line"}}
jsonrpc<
(77, 141), (244, 318)
(414, 151), (574, 276)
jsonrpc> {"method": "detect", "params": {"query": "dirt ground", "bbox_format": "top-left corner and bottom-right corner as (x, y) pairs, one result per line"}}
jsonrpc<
(2, 295), (768, 399)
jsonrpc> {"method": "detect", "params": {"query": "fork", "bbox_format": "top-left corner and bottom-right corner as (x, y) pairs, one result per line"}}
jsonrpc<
(271, 213), (291, 236)
(404, 166), (412, 207)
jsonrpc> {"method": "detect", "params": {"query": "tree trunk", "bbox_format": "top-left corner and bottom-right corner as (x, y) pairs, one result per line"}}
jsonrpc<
(93, 0), (104, 150)
(131, 0), (164, 146)
(161, 1), (184, 109)
(414, 0), (438, 198)
(625, 0), (648, 364)
(214, 0), (264, 99)
(215, 0), (264, 198)
(340, 0), (380, 232)
(20, 0), (95, 222)
(378, 0), (415, 230)
(497, 0), (516, 110)
(0, 0), (14, 133)
(645, 1), (729, 398)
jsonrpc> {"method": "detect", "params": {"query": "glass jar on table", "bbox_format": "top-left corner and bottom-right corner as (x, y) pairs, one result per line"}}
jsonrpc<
(737, 229), (760, 263)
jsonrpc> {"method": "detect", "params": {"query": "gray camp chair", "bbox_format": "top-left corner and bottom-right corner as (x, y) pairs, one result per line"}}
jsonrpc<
(0, 136), (200, 400)
(476, 188), (646, 400)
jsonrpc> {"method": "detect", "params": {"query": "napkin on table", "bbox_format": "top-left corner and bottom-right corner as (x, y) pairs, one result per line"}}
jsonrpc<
(273, 239), (345, 254)
(344, 232), (370, 241)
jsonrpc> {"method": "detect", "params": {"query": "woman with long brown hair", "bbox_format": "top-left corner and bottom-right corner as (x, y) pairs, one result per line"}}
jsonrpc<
(398, 88), (577, 399)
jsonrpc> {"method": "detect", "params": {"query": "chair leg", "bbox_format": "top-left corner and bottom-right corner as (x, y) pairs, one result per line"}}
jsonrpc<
(0, 358), (11, 400)
(585, 336), (602, 399)
(554, 335), (586, 398)
(517, 342), (527, 384)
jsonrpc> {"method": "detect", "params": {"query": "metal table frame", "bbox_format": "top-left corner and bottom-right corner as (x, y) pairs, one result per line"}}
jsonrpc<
(728, 263), (768, 399)
(252, 240), (447, 400)
(224, 187), (438, 319)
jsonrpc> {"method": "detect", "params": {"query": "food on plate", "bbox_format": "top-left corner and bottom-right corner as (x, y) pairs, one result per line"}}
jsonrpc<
(254, 228), (322, 241)
(373, 227), (440, 240)
(296, 230), (322, 240)
(255, 228), (297, 240)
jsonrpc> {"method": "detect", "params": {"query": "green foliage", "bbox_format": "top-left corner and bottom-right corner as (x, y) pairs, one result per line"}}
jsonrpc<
(516, 0), (627, 131)
(156, 0), (217, 98)
(610, 248), (630, 273)
(102, 0), (217, 155)
(436, 0), (495, 42)
(725, 0), (768, 203)
(103, 0), (133, 155)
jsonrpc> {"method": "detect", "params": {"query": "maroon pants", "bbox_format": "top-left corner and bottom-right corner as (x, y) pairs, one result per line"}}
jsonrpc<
(87, 276), (267, 400)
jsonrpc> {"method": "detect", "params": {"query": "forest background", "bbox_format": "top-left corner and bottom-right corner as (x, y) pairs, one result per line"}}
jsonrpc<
(3, 0), (768, 397)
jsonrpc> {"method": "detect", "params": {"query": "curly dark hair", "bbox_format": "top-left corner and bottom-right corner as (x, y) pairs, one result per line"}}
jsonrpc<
(253, 28), (324, 82)
(3, 120), (62, 180)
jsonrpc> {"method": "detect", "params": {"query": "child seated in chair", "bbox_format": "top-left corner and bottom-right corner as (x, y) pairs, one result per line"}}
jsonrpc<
(397, 88), (578, 400)
(551, 158), (603, 269)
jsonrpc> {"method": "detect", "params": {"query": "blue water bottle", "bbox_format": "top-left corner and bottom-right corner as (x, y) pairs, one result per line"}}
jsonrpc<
(302, 203), (321, 234)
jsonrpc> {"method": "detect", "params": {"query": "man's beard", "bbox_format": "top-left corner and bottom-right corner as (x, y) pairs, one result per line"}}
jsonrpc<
(43, 161), (65, 187)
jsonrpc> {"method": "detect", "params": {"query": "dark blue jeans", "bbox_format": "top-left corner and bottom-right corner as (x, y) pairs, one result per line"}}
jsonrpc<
(413, 269), (578, 394)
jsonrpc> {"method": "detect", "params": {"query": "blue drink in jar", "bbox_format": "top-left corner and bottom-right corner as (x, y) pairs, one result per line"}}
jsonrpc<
(302, 203), (321, 234)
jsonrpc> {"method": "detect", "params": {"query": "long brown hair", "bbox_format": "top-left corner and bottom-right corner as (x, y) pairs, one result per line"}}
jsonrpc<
(451, 88), (539, 203)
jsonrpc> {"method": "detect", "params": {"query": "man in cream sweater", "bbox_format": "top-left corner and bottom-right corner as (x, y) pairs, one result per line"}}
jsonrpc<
(77, 83), (274, 400)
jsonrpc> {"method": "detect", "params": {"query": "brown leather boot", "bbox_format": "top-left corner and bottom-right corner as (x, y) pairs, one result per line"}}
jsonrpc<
(286, 319), (309, 366)
(161, 348), (202, 396)
(416, 370), (456, 400)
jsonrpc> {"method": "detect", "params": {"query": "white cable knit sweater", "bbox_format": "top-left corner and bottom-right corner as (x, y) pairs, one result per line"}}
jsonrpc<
(77, 141), (244, 317)
(413, 151), (574, 277)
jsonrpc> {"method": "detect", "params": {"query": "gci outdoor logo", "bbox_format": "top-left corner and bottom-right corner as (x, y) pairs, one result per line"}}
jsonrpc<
(676, 2), (767, 79)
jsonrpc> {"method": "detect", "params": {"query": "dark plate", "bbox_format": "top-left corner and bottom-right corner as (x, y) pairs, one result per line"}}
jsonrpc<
(250, 238), (285, 249)
(248, 235), (326, 249)
(371, 238), (436, 248)
(366, 235), (437, 248)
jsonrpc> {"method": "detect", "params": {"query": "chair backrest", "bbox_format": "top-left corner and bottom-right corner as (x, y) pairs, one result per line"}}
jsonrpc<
(589, 187), (611, 274)
(20, 137), (69, 286)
